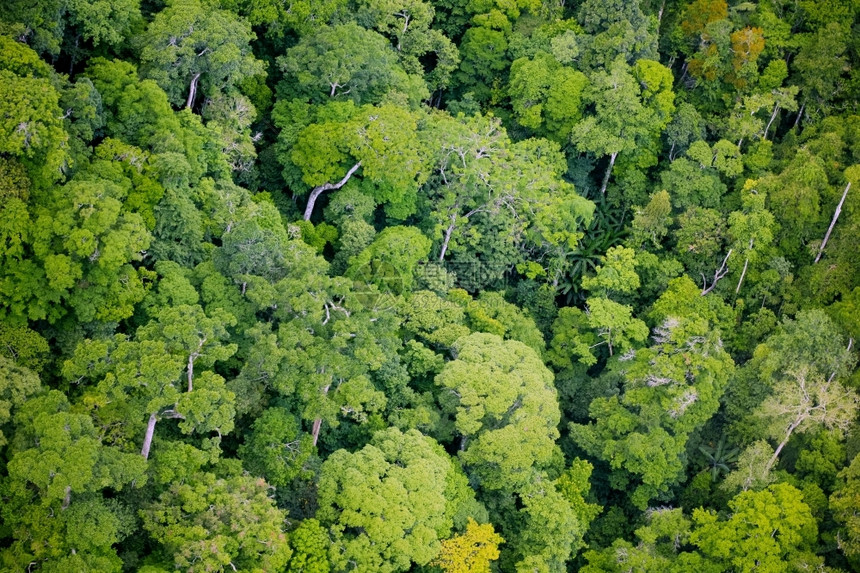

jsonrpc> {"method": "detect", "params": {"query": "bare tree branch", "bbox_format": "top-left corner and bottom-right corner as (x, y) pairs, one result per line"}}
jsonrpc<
(814, 182), (851, 263)
(303, 161), (363, 221)
(701, 249), (733, 295)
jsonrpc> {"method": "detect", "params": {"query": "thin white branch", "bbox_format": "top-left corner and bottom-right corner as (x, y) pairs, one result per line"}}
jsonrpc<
(815, 182), (851, 263)
(701, 249), (733, 295)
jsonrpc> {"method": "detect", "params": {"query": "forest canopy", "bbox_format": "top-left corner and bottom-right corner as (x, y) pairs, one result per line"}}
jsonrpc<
(1, 0), (860, 571)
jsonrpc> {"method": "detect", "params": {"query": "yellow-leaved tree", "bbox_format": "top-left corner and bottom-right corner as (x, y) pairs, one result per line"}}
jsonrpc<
(432, 518), (504, 573)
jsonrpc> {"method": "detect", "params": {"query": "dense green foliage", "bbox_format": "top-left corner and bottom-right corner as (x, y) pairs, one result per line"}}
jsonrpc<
(1, 0), (860, 571)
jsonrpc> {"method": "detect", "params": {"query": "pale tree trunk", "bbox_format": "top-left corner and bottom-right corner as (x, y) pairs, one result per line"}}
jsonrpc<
(303, 161), (362, 221)
(62, 486), (72, 510)
(736, 257), (750, 294)
(701, 249), (733, 295)
(141, 412), (158, 459)
(678, 61), (689, 85)
(763, 104), (780, 139)
(311, 418), (323, 447)
(311, 385), (331, 447)
(396, 12), (410, 51)
(828, 338), (854, 383)
(814, 182), (851, 263)
(187, 338), (205, 392)
(793, 103), (805, 129)
(599, 152), (618, 195)
(187, 354), (194, 392)
(186, 72), (202, 109)
(736, 238), (754, 294)
(438, 205), (484, 261)
(439, 214), (457, 261)
(766, 417), (804, 473)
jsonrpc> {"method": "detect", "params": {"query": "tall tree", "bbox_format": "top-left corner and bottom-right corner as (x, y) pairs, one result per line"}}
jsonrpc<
(0, 174), (152, 325)
(724, 309), (856, 444)
(570, 58), (674, 195)
(1, 391), (146, 571)
(508, 52), (588, 143)
(432, 518), (503, 573)
(435, 333), (561, 491)
(420, 113), (593, 288)
(63, 304), (237, 460)
(691, 483), (823, 571)
(354, 0), (460, 93)
(792, 23), (853, 120)
(726, 183), (775, 295)
(0, 52), (69, 189)
(0, 355), (41, 447)
(140, 471), (292, 572)
(275, 101), (426, 221)
(0, 0), (141, 56)
(346, 225), (432, 295)
(139, 0), (265, 112)
(581, 508), (716, 572)
(830, 455), (860, 564)
(571, 277), (735, 508)
(755, 366), (858, 472)
(278, 23), (428, 107)
(237, 0), (345, 36)
(316, 427), (477, 573)
(575, 0), (657, 69)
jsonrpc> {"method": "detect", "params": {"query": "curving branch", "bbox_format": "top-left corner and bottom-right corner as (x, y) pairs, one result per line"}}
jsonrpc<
(303, 161), (362, 221)
(186, 72), (202, 109)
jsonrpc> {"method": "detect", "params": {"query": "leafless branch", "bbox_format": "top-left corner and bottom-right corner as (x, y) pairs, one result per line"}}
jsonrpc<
(701, 249), (733, 295)
(814, 182), (851, 264)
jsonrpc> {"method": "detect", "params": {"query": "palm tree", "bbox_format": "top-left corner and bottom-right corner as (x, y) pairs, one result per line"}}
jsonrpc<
(699, 434), (739, 481)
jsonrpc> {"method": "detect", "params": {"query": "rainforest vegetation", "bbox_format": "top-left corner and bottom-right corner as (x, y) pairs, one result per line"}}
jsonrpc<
(0, 0), (859, 571)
